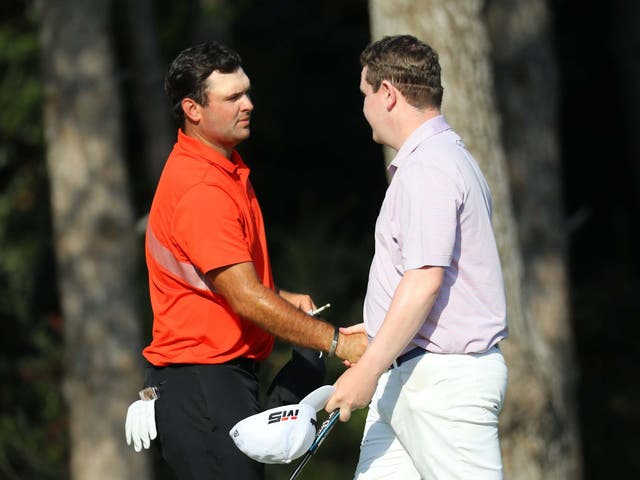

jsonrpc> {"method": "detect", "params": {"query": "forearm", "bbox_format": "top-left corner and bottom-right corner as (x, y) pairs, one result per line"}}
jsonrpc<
(325, 268), (443, 421)
(236, 282), (335, 352)
(208, 262), (335, 353)
(358, 266), (443, 375)
(208, 261), (366, 362)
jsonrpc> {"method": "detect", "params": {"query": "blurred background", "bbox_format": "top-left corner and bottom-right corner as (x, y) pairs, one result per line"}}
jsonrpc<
(1, 0), (638, 479)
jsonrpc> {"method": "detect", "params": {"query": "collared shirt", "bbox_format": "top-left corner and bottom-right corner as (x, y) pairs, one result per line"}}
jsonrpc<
(363, 115), (508, 354)
(143, 129), (274, 366)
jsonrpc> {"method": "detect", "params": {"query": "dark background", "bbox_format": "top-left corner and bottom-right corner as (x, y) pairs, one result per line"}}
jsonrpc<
(555, 0), (640, 475)
(235, 1), (640, 476)
(1, 0), (639, 478)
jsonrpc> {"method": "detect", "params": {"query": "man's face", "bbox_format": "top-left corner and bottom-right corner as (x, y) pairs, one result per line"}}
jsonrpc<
(360, 67), (385, 145)
(195, 67), (253, 154)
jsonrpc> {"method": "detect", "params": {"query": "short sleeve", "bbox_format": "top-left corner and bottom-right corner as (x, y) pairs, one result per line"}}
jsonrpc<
(172, 183), (252, 274)
(394, 162), (460, 270)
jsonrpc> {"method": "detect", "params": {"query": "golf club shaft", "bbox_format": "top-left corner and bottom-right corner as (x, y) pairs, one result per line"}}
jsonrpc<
(288, 451), (313, 480)
(288, 409), (340, 480)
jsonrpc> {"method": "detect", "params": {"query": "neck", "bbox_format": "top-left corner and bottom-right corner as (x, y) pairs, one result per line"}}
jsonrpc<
(183, 125), (234, 159)
(393, 107), (441, 150)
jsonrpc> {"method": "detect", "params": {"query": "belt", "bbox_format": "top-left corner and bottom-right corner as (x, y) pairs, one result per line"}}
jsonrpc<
(390, 347), (427, 369)
(224, 356), (259, 373)
(149, 357), (259, 374)
(388, 344), (502, 370)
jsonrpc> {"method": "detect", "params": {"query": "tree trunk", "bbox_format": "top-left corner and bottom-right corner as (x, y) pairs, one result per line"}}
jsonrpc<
(485, 1), (581, 478)
(39, 0), (149, 478)
(368, 1), (578, 478)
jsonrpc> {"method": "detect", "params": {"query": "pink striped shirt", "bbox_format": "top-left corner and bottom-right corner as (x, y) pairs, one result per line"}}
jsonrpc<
(363, 115), (508, 354)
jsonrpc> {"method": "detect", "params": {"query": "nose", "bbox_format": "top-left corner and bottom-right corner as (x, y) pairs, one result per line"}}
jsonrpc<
(243, 95), (254, 112)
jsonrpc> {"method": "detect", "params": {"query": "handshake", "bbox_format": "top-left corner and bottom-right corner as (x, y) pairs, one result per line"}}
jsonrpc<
(124, 387), (158, 452)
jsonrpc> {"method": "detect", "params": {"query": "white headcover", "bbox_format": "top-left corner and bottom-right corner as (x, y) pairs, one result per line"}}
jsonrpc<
(229, 385), (335, 464)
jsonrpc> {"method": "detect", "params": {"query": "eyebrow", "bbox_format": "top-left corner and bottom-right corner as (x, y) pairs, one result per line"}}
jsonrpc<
(224, 86), (251, 101)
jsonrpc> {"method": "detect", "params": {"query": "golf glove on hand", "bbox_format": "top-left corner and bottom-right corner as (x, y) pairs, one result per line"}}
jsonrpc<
(125, 399), (157, 452)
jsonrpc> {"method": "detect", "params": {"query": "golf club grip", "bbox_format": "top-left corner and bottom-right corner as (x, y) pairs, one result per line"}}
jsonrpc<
(309, 409), (340, 453)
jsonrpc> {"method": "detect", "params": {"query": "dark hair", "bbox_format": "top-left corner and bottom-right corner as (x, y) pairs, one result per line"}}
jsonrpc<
(360, 35), (443, 109)
(164, 41), (242, 125)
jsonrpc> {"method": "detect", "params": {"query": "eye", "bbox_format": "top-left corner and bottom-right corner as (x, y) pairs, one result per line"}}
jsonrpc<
(229, 90), (250, 102)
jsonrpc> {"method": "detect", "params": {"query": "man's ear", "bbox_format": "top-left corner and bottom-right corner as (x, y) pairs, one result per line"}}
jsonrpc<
(380, 80), (397, 111)
(181, 97), (201, 123)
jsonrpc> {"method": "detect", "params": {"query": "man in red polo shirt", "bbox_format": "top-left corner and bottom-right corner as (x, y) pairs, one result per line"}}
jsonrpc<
(132, 42), (367, 479)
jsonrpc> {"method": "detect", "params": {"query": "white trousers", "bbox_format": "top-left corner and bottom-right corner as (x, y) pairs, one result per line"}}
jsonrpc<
(354, 346), (507, 480)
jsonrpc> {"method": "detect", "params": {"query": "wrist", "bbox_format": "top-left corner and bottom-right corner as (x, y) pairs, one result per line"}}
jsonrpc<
(359, 348), (393, 376)
(328, 325), (339, 357)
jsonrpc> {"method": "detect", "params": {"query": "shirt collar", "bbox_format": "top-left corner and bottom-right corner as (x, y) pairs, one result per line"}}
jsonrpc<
(177, 129), (247, 175)
(388, 115), (451, 177)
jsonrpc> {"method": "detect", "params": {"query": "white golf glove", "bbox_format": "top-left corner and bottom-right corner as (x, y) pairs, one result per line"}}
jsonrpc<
(125, 398), (157, 452)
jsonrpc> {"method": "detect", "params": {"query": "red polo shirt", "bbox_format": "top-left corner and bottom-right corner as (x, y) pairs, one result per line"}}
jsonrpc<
(143, 129), (275, 366)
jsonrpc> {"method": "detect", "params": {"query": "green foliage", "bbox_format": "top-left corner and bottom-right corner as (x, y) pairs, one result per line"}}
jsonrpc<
(0, 9), (42, 157)
(261, 218), (374, 479)
(0, 333), (67, 480)
(151, 0), (198, 60)
(268, 217), (373, 322)
(9, 0), (639, 478)
(0, 5), (68, 479)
